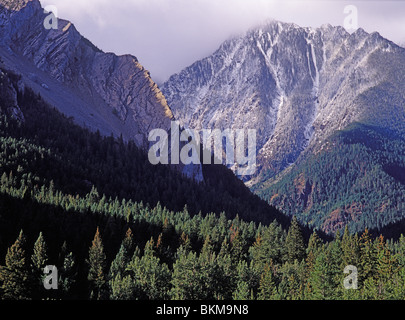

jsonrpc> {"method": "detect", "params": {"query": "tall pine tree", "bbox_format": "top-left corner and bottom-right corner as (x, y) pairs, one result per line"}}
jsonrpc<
(285, 217), (306, 264)
(87, 227), (107, 300)
(0, 230), (31, 300)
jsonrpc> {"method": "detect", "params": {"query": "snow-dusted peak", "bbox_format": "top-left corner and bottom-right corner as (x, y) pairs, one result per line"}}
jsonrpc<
(162, 21), (405, 181)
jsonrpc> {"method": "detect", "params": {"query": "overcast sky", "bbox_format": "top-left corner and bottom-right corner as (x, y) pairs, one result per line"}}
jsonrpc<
(39, 0), (405, 83)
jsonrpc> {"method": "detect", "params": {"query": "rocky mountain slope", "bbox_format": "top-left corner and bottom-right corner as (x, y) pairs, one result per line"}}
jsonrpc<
(0, 0), (173, 148)
(0, 0), (203, 180)
(162, 21), (405, 232)
(162, 21), (405, 179)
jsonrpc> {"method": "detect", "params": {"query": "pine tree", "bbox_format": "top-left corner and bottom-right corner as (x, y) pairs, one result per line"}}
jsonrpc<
(171, 247), (200, 300)
(110, 273), (135, 300)
(87, 227), (107, 300)
(58, 242), (76, 298)
(216, 238), (235, 299)
(230, 226), (246, 265)
(304, 250), (317, 298)
(359, 228), (376, 284)
(341, 226), (361, 271)
(307, 230), (322, 256)
(179, 232), (191, 253)
(325, 233), (344, 299)
(307, 250), (330, 300)
(127, 238), (170, 300)
(122, 228), (134, 255)
(285, 217), (306, 263)
(0, 230), (31, 300)
(31, 232), (48, 298)
(258, 262), (277, 300)
(232, 260), (251, 300)
(108, 244), (129, 282)
(198, 236), (220, 299)
(375, 235), (397, 298)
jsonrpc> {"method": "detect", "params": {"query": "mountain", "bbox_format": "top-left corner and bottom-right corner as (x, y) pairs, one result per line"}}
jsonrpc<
(0, 0), (206, 180)
(0, 0), (173, 147)
(162, 21), (405, 233)
(0, 66), (296, 300)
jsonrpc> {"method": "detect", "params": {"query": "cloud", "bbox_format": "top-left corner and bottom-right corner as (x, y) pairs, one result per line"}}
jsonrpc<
(39, 0), (405, 83)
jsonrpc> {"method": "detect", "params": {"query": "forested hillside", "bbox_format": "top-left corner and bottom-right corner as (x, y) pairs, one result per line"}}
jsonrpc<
(255, 123), (405, 236)
(1, 68), (405, 300)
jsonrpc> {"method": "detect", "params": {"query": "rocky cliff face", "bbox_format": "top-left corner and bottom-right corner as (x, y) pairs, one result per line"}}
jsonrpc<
(0, 0), (202, 180)
(0, 0), (174, 148)
(0, 67), (25, 122)
(162, 21), (405, 181)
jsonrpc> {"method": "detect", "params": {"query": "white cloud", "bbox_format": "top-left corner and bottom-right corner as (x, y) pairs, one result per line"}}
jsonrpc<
(39, 0), (405, 83)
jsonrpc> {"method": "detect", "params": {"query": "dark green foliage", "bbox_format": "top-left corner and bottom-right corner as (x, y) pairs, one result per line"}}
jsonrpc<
(256, 122), (405, 236)
(30, 232), (48, 298)
(87, 228), (107, 300)
(0, 231), (30, 300)
(0, 68), (405, 300)
(285, 217), (306, 263)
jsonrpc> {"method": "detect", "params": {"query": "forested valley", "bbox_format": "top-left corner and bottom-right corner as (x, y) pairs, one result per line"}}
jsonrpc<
(1, 68), (405, 300)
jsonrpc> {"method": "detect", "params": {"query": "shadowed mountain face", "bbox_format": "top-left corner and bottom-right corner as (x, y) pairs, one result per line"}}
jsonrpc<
(0, 0), (174, 148)
(162, 21), (405, 233)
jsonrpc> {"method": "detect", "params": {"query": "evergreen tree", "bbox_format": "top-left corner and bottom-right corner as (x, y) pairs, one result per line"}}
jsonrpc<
(58, 242), (76, 298)
(127, 238), (171, 300)
(307, 250), (330, 300)
(359, 228), (377, 285)
(341, 225), (359, 267)
(171, 247), (200, 300)
(325, 232), (344, 299)
(258, 262), (277, 300)
(31, 232), (48, 298)
(232, 260), (251, 300)
(122, 228), (134, 255)
(0, 230), (31, 300)
(110, 273), (135, 300)
(87, 227), (107, 300)
(198, 236), (219, 299)
(216, 238), (235, 300)
(285, 217), (306, 263)
(307, 230), (322, 255)
(109, 244), (129, 283)
(375, 235), (397, 298)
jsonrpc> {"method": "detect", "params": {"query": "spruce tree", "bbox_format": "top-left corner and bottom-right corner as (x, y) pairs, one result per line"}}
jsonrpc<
(127, 238), (170, 300)
(307, 250), (330, 299)
(108, 244), (129, 282)
(258, 262), (277, 300)
(87, 227), (107, 300)
(232, 260), (251, 300)
(171, 247), (200, 300)
(110, 273), (135, 300)
(31, 232), (48, 298)
(0, 230), (31, 300)
(285, 216), (306, 263)
(58, 242), (76, 298)
(359, 228), (376, 284)
(307, 230), (322, 255)
(122, 228), (134, 255)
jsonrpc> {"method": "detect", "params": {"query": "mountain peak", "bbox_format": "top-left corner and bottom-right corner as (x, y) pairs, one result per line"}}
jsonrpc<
(162, 18), (405, 179)
(0, 0), (175, 149)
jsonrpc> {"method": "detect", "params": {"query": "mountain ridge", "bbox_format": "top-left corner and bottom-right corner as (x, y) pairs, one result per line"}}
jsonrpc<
(162, 20), (405, 177)
(0, 0), (174, 148)
(162, 20), (405, 233)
